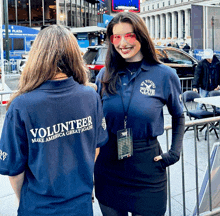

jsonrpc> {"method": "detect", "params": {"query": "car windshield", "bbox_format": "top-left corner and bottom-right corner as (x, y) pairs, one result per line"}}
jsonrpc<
(163, 49), (194, 65)
(96, 48), (107, 64)
(83, 47), (107, 65)
(83, 49), (98, 64)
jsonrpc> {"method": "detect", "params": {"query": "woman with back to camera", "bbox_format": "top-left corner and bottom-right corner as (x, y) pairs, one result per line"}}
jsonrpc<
(94, 12), (185, 216)
(0, 25), (108, 216)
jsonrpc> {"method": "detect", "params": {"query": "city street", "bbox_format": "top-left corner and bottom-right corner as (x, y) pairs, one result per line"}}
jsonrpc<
(0, 76), (220, 216)
(1, 0), (220, 214)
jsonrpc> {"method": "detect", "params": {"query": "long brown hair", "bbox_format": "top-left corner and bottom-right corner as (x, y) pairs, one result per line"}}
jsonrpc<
(103, 12), (160, 95)
(7, 25), (88, 109)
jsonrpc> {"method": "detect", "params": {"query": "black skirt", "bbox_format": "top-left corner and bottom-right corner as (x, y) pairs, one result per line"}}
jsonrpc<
(94, 136), (167, 216)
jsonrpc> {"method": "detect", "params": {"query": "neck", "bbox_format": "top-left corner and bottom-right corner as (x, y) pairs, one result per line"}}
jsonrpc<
(206, 59), (212, 63)
(52, 73), (68, 80)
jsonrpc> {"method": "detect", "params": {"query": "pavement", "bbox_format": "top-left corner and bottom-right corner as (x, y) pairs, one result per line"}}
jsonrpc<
(0, 82), (220, 216)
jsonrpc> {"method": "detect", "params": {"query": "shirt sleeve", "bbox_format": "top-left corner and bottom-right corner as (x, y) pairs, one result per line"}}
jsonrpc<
(0, 106), (28, 176)
(166, 70), (184, 118)
(96, 94), (108, 148)
(95, 67), (105, 96)
(192, 61), (203, 88)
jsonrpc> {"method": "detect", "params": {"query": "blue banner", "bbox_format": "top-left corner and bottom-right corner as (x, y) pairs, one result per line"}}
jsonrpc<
(103, 14), (113, 27)
(112, 0), (140, 12)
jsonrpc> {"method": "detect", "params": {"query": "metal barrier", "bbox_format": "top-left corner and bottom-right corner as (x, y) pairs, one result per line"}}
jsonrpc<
(0, 90), (14, 105)
(1, 77), (220, 216)
(0, 59), (26, 74)
(165, 116), (220, 216)
(180, 77), (194, 92)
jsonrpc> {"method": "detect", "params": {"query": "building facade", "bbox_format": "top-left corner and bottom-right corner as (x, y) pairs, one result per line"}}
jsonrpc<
(140, 0), (220, 47)
(7, 0), (101, 28)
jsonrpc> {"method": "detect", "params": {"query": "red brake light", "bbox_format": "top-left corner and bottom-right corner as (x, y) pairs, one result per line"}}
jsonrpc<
(86, 65), (104, 70)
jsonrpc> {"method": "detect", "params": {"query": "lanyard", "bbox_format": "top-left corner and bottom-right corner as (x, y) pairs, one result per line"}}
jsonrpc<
(119, 76), (137, 129)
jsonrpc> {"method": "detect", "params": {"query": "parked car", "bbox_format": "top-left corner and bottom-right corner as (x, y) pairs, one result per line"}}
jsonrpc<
(83, 45), (198, 83)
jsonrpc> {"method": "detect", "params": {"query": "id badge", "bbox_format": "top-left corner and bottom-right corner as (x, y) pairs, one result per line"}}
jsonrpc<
(117, 128), (133, 160)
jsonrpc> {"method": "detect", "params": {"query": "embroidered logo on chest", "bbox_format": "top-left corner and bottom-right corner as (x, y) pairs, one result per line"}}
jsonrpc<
(140, 80), (156, 96)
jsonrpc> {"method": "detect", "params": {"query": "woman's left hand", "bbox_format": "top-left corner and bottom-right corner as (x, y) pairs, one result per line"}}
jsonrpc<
(154, 155), (162, 161)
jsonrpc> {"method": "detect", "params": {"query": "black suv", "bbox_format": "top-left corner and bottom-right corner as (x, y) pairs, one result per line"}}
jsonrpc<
(83, 45), (198, 83)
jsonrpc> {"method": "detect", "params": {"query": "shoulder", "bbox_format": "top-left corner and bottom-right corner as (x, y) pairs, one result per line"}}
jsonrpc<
(96, 67), (106, 82)
(6, 94), (28, 118)
(200, 59), (207, 65)
(151, 63), (177, 78)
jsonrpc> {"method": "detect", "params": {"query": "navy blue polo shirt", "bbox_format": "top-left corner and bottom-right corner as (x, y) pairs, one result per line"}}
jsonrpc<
(0, 77), (108, 216)
(96, 60), (183, 140)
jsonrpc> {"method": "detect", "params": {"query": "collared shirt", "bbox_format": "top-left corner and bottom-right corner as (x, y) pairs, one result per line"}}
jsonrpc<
(0, 77), (108, 216)
(96, 60), (183, 140)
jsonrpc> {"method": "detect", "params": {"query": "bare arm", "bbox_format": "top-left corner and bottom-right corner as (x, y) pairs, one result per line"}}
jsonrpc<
(9, 171), (25, 203)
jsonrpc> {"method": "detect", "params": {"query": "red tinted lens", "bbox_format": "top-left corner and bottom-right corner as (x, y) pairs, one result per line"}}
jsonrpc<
(124, 33), (136, 44)
(110, 34), (122, 45)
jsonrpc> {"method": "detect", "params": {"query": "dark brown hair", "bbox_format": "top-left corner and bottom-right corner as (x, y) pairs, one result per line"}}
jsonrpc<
(7, 25), (88, 109)
(102, 12), (160, 95)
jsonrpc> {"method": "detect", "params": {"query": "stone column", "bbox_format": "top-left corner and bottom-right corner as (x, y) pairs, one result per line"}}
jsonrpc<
(152, 16), (155, 39)
(172, 12), (177, 39)
(178, 10), (183, 39)
(155, 15), (159, 39)
(166, 13), (171, 39)
(188, 9), (191, 38)
(185, 9), (189, 39)
(147, 17), (150, 34)
(150, 16), (154, 38)
(145, 16), (148, 28)
(160, 14), (165, 39)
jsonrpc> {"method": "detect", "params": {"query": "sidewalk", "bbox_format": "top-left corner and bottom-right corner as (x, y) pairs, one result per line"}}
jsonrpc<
(0, 88), (219, 215)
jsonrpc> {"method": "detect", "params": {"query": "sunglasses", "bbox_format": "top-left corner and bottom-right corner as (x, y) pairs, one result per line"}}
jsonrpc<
(110, 33), (136, 45)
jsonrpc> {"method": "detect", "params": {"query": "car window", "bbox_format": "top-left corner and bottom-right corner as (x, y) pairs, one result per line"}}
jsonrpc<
(83, 49), (98, 64)
(155, 49), (167, 63)
(96, 48), (108, 64)
(163, 49), (194, 65)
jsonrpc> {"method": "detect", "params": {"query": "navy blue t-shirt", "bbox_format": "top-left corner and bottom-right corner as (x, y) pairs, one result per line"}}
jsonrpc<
(0, 77), (108, 216)
(96, 60), (183, 139)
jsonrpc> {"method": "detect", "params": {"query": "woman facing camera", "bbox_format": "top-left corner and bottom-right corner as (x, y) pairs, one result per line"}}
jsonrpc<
(94, 12), (185, 216)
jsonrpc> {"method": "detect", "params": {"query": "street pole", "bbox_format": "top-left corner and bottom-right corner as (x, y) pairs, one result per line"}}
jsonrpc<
(70, 0), (73, 27)
(56, 0), (59, 25)
(15, 0), (18, 25)
(0, 0), (5, 90)
(3, 0), (9, 61)
(29, 0), (31, 27)
(64, 0), (66, 26)
(211, 16), (214, 52)
(42, 0), (45, 26)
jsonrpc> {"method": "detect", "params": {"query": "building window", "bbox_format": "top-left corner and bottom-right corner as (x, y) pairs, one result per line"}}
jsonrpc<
(157, 3), (159, 8)
(148, 6), (150, 10)
(143, 7), (145, 11)
(163, 2), (165, 6)
(168, 1), (170, 5)
(152, 5), (154, 9)
(13, 38), (24, 50)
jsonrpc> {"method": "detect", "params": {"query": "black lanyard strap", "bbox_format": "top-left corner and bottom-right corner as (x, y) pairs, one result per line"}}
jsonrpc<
(119, 77), (137, 129)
